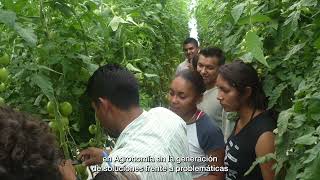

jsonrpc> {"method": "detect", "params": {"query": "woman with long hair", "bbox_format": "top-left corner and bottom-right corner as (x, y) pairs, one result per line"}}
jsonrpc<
(216, 60), (276, 180)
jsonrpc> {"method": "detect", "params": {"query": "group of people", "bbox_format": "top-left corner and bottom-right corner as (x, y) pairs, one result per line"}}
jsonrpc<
(172, 37), (276, 180)
(0, 37), (276, 180)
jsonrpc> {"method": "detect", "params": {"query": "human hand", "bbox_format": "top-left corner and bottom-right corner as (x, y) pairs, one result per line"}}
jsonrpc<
(59, 160), (77, 180)
(78, 147), (104, 166)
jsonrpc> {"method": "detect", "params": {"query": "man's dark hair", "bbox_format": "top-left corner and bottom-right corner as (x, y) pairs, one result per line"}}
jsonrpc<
(0, 106), (61, 180)
(218, 60), (267, 110)
(183, 37), (199, 48)
(176, 70), (206, 96)
(86, 64), (140, 110)
(199, 47), (225, 65)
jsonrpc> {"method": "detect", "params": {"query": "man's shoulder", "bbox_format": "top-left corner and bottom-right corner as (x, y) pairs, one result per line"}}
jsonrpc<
(204, 86), (218, 96)
(147, 107), (181, 119)
(147, 107), (171, 113)
(176, 60), (189, 74)
(147, 107), (185, 126)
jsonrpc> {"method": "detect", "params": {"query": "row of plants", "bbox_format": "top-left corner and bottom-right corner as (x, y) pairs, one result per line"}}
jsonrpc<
(0, 0), (190, 178)
(196, 0), (320, 179)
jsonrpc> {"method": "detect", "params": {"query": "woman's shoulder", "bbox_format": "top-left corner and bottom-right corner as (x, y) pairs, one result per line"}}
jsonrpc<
(197, 113), (223, 135)
(196, 113), (225, 151)
(254, 110), (277, 129)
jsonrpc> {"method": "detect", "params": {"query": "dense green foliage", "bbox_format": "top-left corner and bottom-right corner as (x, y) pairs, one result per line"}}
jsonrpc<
(2, 0), (320, 179)
(0, 0), (189, 174)
(196, 0), (320, 179)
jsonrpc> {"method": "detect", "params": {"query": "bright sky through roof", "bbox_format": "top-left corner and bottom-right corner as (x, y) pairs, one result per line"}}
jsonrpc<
(188, 0), (198, 43)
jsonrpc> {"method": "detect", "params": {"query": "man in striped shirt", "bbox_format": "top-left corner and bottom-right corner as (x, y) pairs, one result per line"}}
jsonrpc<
(81, 64), (192, 180)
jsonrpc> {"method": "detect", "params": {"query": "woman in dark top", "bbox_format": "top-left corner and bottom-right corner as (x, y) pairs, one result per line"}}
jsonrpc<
(215, 60), (276, 180)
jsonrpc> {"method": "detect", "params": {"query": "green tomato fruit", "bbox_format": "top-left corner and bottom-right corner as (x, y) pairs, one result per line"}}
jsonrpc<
(48, 121), (57, 130)
(0, 53), (10, 66)
(79, 67), (90, 82)
(47, 101), (55, 114)
(88, 124), (97, 134)
(61, 117), (69, 127)
(0, 83), (5, 92)
(59, 102), (72, 116)
(88, 138), (96, 147)
(0, 97), (5, 106)
(0, 68), (9, 82)
(257, 68), (263, 76)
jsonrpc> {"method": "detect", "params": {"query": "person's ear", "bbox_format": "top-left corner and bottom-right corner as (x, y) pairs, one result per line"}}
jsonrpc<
(97, 97), (111, 111)
(243, 87), (252, 100)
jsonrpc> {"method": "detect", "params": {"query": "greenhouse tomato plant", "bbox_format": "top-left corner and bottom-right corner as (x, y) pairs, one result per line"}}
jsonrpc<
(0, 0), (189, 179)
(196, 0), (320, 179)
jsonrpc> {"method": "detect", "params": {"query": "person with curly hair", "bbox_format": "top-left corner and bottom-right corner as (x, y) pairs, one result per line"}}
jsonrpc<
(168, 70), (225, 180)
(0, 106), (73, 180)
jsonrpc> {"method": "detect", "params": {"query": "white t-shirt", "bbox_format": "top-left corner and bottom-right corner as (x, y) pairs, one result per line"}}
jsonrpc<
(197, 87), (234, 141)
(176, 59), (190, 74)
(101, 107), (192, 180)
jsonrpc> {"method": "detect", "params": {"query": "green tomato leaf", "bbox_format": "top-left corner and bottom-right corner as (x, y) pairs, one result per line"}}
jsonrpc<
(54, 2), (73, 17)
(268, 83), (287, 108)
(314, 36), (320, 49)
(301, 151), (320, 180)
(290, 114), (305, 128)
(238, 14), (272, 25)
(304, 143), (320, 164)
(300, 0), (317, 7)
(126, 63), (142, 73)
(144, 73), (158, 78)
(231, 3), (245, 23)
(31, 73), (54, 100)
(285, 161), (300, 180)
(109, 16), (127, 31)
(126, 16), (138, 26)
(245, 30), (269, 67)
(37, 65), (63, 75)
(277, 109), (293, 137)
(283, 11), (300, 31)
(308, 96), (320, 120)
(284, 43), (306, 61)
(0, 9), (16, 28)
(33, 94), (44, 106)
(245, 153), (275, 176)
(14, 23), (37, 46)
(294, 133), (317, 145)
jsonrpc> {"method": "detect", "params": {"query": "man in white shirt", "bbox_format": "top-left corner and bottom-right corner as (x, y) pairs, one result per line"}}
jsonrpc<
(196, 47), (234, 140)
(80, 64), (192, 180)
(176, 37), (199, 74)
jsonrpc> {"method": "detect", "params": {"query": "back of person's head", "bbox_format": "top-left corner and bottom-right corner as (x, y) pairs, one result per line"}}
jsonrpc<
(86, 64), (140, 110)
(218, 60), (267, 110)
(183, 37), (199, 47)
(175, 70), (206, 96)
(199, 47), (225, 65)
(0, 106), (61, 180)
(94, 171), (141, 180)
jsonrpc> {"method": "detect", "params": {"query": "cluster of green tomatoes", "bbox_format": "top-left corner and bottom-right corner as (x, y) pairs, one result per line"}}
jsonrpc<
(47, 101), (73, 130)
(0, 53), (10, 105)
